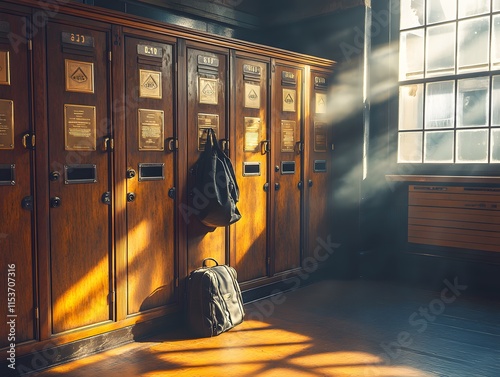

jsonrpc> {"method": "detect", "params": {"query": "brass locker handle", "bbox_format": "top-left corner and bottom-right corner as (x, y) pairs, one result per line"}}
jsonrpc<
(261, 140), (270, 155)
(295, 141), (304, 155)
(308, 179), (313, 187)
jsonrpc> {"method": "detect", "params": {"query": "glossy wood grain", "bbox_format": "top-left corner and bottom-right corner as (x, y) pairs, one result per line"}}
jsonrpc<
(34, 279), (500, 377)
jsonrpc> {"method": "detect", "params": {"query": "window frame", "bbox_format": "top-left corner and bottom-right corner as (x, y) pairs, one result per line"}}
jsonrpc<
(393, 0), (500, 175)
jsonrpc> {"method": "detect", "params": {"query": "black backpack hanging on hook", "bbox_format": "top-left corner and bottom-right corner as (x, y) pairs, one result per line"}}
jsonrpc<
(193, 128), (241, 227)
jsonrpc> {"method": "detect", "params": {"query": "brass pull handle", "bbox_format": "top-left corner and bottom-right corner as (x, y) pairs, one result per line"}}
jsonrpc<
(261, 140), (270, 155)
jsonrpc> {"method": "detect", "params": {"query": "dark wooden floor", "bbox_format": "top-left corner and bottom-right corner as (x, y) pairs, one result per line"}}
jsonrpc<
(33, 278), (500, 376)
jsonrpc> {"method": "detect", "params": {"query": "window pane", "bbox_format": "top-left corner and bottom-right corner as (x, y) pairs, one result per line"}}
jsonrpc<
(398, 132), (422, 163)
(399, 84), (424, 130)
(400, 30), (424, 80)
(495, 0), (500, 12)
(493, 76), (500, 127)
(427, 0), (456, 24)
(400, 0), (424, 29)
(491, 129), (500, 162)
(426, 23), (456, 76)
(458, 17), (490, 73)
(425, 81), (455, 129)
(457, 77), (489, 128)
(493, 15), (500, 69)
(456, 129), (488, 163)
(424, 131), (454, 162)
(458, 0), (490, 18)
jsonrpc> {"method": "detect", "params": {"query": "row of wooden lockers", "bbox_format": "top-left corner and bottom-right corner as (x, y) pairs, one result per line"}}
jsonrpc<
(0, 1), (335, 353)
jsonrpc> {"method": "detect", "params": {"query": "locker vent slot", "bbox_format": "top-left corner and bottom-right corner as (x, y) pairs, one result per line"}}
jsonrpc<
(139, 163), (165, 181)
(408, 185), (500, 253)
(281, 161), (295, 174)
(0, 164), (15, 185)
(313, 160), (327, 173)
(64, 164), (97, 184)
(243, 162), (261, 177)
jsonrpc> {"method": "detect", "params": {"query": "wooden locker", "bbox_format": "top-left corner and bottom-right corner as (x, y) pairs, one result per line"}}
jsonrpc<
(184, 42), (229, 273)
(230, 51), (270, 283)
(303, 69), (333, 261)
(0, 7), (37, 347)
(271, 61), (303, 274)
(45, 20), (113, 334)
(123, 32), (177, 315)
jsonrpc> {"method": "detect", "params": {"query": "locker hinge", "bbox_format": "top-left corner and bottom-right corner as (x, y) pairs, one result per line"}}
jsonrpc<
(28, 39), (32, 51)
(267, 257), (271, 266)
(35, 307), (39, 319)
(175, 277), (179, 288)
(109, 291), (116, 303)
(22, 133), (35, 149)
(108, 51), (112, 62)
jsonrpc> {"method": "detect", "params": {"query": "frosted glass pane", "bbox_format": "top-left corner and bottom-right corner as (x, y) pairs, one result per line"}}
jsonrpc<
(456, 130), (488, 163)
(491, 129), (500, 162)
(400, 0), (424, 29)
(399, 30), (424, 80)
(424, 131), (454, 163)
(495, 0), (500, 12)
(399, 84), (424, 130)
(493, 76), (500, 127)
(458, 17), (490, 73)
(398, 132), (422, 163)
(458, 0), (490, 18)
(493, 16), (500, 69)
(426, 23), (456, 76)
(427, 0), (457, 24)
(425, 81), (455, 129)
(457, 77), (489, 128)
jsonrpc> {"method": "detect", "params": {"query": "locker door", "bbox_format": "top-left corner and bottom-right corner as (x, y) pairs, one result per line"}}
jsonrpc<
(304, 70), (332, 260)
(271, 62), (303, 274)
(46, 22), (113, 334)
(185, 44), (228, 273)
(124, 35), (176, 314)
(0, 10), (36, 347)
(231, 52), (269, 282)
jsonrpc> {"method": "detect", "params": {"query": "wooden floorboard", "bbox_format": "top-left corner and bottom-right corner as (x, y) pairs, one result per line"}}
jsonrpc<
(32, 279), (500, 377)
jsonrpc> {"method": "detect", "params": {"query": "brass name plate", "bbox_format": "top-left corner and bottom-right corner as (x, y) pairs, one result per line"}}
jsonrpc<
(243, 64), (261, 76)
(197, 113), (219, 151)
(282, 70), (296, 85)
(282, 88), (296, 112)
(281, 120), (296, 153)
(198, 55), (219, 68)
(0, 51), (10, 86)
(314, 121), (328, 152)
(245, 83), (260, 109)
(0, 99), (14, 150)
(65, 59), (94, 93)
(137, 44), (163, 59)
(138, 109), (164, 151)
(62, 32), (95, 48)
(139, 69), (162, 99)
(316, 93), (327, 114)
(244, 117), (261, 152)
(64, 104), (96, 151)
(199, 77), (218, 105)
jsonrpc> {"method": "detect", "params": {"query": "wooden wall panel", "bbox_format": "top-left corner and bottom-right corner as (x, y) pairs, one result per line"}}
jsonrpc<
(408, 185), (500, 253)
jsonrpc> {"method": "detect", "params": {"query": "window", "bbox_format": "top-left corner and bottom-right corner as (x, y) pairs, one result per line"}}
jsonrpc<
(398, 0), (500, 164)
